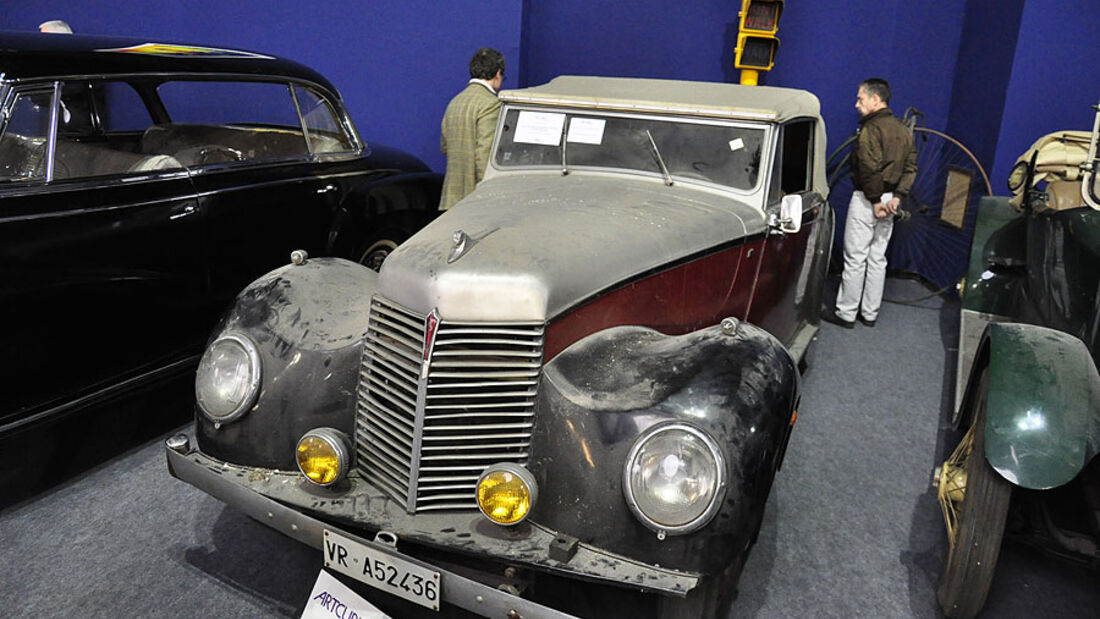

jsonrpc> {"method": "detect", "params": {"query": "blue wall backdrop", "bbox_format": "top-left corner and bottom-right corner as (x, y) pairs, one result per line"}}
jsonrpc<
(990, 0), (1100, 188)
(0, 1), (524, 173)
(3, 0), (1098, 189)
(945, 0), (1026, 178)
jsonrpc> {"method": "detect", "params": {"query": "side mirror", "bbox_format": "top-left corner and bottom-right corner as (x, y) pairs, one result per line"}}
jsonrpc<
(778, 194), (803, 234)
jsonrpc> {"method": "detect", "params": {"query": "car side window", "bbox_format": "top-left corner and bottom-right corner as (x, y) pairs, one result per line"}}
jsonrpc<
(95, 82), (153, 133)
(0, 90), (53, 182)
(150, 80), (310, 166)
(768, 119), (815, 205)
(51, 81), (182, 181)
(293, 85), (356, 154)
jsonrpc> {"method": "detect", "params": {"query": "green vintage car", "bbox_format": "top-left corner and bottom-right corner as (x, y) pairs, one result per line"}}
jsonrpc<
(934, 102), (1100, 618)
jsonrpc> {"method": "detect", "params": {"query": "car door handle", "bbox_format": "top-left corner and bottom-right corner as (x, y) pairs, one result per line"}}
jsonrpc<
(316, 184), (337, 195)
(170, 204), (198, 221)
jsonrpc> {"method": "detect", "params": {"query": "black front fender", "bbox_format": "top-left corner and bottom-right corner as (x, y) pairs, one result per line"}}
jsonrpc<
(528, 320), (800, 575)
(196, 257), (377, 469)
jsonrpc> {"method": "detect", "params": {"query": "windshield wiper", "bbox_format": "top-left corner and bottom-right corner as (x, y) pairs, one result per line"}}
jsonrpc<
(645, 130), (673, 186)
(560, 118), (569, 176)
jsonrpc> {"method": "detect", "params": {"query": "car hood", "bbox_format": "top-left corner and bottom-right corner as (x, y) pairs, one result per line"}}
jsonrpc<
(379, 174), (764, 322)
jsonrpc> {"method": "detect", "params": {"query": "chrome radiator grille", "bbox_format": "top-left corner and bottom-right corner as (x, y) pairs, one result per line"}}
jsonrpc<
(356, 296), (543, 512)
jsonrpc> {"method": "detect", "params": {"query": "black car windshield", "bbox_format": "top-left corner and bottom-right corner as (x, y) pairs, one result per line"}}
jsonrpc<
(493, 108), (765, 190)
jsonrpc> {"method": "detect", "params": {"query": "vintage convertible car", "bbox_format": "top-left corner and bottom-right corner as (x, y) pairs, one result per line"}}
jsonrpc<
(167, 76), (832, 617)
(0, 32), (440, 441)
(934, 102), (1100, 618)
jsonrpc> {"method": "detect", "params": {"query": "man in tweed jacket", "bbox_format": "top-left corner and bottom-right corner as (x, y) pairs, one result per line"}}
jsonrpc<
(438, 48), (505, 210)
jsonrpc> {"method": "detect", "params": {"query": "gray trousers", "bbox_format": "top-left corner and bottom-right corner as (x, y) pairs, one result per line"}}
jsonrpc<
(836, 190), (894, 321)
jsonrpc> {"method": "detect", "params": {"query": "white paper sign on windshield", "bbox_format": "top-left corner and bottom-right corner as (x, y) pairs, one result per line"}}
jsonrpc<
(567, 118), (606, 144)
(514, 111), (566, 145)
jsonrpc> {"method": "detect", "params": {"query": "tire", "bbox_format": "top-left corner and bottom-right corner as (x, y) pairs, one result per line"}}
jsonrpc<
(936, 369), (1012, 619)
(656, 559), (741, 619)
(355, 227), (408, 271)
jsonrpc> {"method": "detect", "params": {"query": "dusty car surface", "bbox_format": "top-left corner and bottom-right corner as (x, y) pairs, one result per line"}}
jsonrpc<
(167, 76), (832, 617)
(934, 102), (1100, 618)
(0, 32), (440, 440)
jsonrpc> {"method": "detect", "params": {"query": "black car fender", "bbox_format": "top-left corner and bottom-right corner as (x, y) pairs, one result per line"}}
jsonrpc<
(328, 168), (443, 260)
(195, 257), (377, 469)
(528, 320), (800, 575)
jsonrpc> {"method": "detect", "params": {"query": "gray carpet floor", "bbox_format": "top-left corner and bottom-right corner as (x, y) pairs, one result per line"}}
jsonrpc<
(1, 277), (1096, 618)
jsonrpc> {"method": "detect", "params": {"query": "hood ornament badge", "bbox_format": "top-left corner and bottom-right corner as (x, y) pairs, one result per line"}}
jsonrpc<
(448, 230), (469, 263)
(447, 227), (498, 263)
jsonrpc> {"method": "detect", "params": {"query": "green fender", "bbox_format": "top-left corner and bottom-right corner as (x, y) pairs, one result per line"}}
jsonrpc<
(975, 323), (1100, 490)
(960, 197), (1025, 316)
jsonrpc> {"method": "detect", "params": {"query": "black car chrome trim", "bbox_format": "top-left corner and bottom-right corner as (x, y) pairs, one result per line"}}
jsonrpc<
(186, 166), (372, 197)
(166, 443), (700, 607)
(7, 73), (365, 151)
(0, 354), (199, 435)
(0, 192), (197, 223)
(287, 82), (313, 154)
(7, 72), (334, 94)
(46, 82), (61, 181)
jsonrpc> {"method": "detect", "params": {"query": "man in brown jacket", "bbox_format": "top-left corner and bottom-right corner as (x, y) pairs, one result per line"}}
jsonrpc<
(823, 78), (918, 329)
(438, 48), (505, 210)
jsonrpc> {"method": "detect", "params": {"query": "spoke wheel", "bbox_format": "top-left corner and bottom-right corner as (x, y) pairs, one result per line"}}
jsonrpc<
(355, 227), (407, 272)
(827, 125), (993, 297)
(935, 369), (1011, 619)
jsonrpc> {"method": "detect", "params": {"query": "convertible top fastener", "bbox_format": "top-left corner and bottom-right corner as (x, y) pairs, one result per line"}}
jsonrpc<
(721, 317), (741, 335)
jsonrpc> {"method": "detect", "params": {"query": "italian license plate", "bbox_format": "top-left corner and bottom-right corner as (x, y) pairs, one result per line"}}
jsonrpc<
(323, 529), (441, 611)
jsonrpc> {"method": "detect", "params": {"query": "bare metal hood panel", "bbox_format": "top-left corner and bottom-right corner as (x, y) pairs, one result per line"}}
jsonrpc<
(379, 175), (760, 322)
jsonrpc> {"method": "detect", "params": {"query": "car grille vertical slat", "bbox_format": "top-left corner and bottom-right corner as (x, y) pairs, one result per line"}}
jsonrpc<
(356, 297), (423, 505)
(356, 296), (543, 512)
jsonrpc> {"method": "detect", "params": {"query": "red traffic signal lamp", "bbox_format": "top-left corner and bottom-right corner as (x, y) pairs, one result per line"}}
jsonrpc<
(735, 0), (784, 85)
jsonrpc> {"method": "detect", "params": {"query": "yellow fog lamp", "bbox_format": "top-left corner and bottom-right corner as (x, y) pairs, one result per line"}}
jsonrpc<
(296, 428), (351, 486)
(476, 463), (538, 526)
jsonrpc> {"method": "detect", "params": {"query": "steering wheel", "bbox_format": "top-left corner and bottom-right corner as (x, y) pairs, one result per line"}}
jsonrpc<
(197, 146), (245, 164)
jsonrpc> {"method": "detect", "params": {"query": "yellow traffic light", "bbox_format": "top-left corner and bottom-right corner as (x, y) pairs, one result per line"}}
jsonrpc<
(735, 0), (784, 85)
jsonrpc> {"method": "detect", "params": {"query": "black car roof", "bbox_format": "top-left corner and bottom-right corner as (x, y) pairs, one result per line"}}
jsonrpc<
(0, 31), (339, 96)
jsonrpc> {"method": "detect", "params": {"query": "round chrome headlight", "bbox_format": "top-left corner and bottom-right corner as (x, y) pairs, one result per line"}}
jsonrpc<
(195, 333), (261, 424)
(296, 428), (351, 486)
(623, 423), (726, 535)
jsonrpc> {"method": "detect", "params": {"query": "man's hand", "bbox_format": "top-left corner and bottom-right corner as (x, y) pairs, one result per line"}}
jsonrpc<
(874, 196), (901, 219)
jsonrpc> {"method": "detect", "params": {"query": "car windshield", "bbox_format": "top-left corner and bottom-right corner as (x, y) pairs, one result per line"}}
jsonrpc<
(493, 108), (766, 190)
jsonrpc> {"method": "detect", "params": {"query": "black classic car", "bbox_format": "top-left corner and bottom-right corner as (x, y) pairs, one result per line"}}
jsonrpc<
(934, 102), (1100, 617)
(167, 77), (833, 617)
(0, 33), (440, 441)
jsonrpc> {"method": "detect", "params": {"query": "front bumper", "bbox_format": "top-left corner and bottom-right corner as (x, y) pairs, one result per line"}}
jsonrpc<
(165, 434), (699, 617)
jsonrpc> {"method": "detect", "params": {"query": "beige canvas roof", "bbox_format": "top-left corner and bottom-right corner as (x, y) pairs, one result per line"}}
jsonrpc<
(499, 76), (821, 123)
